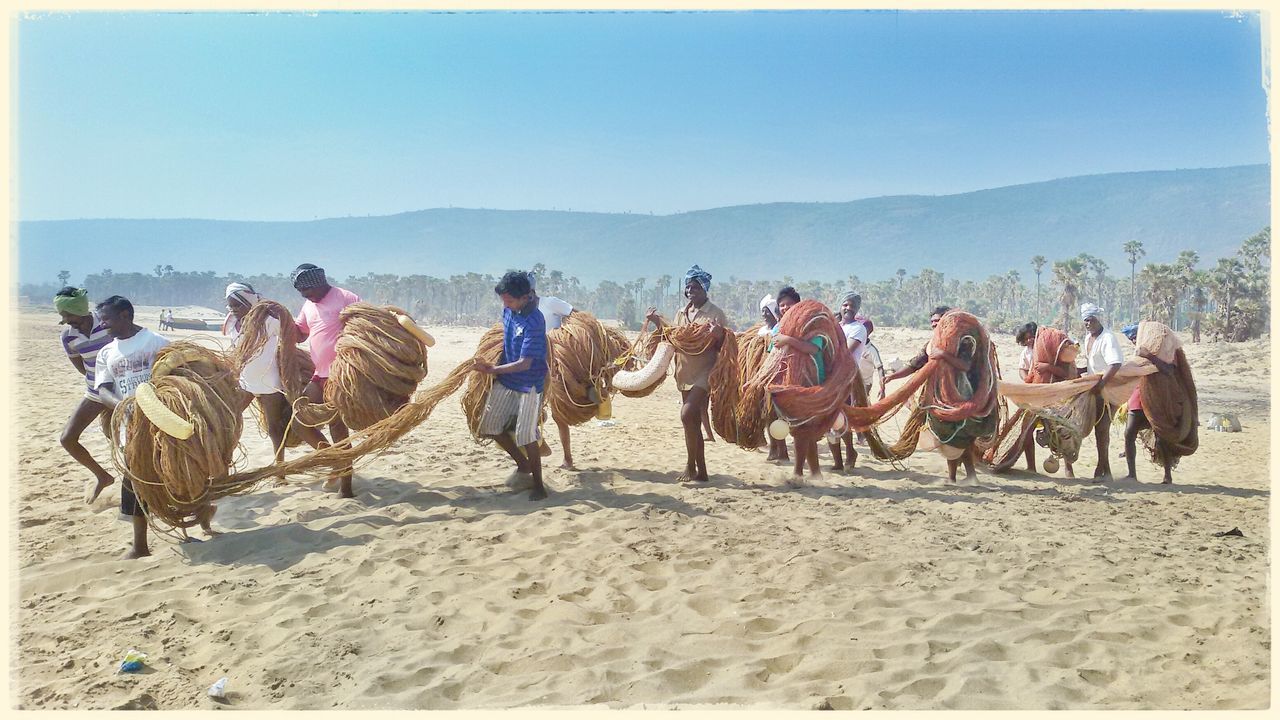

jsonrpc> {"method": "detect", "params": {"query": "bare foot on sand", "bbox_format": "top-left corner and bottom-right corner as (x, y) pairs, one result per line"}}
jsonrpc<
(119, 547), (150, 560)
(197, 504), (221, 537)
(86, 476), (115, 504)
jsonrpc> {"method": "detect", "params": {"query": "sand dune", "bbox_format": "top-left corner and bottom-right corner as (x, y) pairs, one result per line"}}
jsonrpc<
(15, 307), (1269, 709)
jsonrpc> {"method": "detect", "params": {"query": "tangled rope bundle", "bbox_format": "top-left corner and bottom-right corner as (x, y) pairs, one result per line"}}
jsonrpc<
(229, 300), (316, 447)
(985, 326), (1075, 471)
(108, 342), (250, 534)
(840, 311), (1002, 455)
(743, 300), (856, 445)
(546, 312), (632, 426)
(1134, 321), (1198, 468)
(324, 303), (430, 431)
(733, 325), (771, 449)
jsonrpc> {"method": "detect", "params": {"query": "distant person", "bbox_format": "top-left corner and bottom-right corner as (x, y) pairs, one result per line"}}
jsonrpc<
(54, 287), (116, 504)
(158, 308), (169, 331)
(1081, 303), (1124, 481)
(93, 295), (216, 559)
(1016, 322), (1038, 382)
(473, 270), (550, 501)
(645, 265), (730, 484)
(292, 263), (362, 497)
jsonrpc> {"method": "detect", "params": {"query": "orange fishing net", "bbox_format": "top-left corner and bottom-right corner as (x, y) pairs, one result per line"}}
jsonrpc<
(744, 300), (856, 444)
(1135, 322), (1198, 467)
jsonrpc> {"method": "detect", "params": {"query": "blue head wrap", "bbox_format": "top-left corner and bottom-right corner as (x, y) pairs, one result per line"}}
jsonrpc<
(684, 265), (712, 292)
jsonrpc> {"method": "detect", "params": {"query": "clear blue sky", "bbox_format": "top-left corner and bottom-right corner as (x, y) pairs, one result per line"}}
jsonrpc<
(16, 10), (1268, 221)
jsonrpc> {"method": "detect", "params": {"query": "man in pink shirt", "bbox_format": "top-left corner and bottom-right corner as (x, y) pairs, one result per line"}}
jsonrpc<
(292, 263), (362, 498)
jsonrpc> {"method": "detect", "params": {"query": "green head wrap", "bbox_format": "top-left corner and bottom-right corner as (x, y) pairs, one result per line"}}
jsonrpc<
(53, 288), (91, 317)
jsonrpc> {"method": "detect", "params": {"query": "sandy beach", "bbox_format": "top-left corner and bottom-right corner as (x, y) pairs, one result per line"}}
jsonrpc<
(14, 306), (1269, 710)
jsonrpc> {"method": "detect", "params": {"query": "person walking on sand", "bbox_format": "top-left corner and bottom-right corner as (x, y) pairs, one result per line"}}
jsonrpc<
(1080, 303), (1124, 481)
(291, 263), (361, 498)
(474, 270), (551, 501)
(223, 282), (329, 465)
(93, 295), (217, 559)
(529, 276), (581, 470)
(758, 294), (789, 463)
(54, 287), (117, 504)
(645, 265), (730, 484)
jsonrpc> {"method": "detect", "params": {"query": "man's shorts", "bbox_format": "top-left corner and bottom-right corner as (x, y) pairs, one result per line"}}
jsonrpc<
(120, 478), (143, 517)
(478, 383), (542, 446)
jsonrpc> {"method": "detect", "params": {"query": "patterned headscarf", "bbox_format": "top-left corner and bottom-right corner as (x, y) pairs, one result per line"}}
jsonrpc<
(225, 282), (261, 309)
(291, 265), (327, 290)
(1080, 303), (1104, 322)
(53, 288), (91, 316)
(684, 265), (712, 292)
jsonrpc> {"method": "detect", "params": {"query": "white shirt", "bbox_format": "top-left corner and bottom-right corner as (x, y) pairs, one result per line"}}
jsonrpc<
(842, 321), (868, 370)
(229, 315), (284, 395)
(94, 328), (170, 401)
(1019, 345), (1034, 379)
(538, 296), (574, 330)
(1084, 328), (1125, 375)
(859, 340), (883, 388)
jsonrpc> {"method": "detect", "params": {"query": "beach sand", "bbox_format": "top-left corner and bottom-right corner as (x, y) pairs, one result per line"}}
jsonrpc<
(14, 307), (1269, 709)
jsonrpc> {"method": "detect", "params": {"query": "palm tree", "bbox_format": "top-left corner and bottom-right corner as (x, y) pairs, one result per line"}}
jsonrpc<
(1174, 250), (1200, 330)
(1210, 257), (1246, 340)
(57, 270), (70, 286)
(1052, 258), (1084, 332)
(1123, 240), (1145, 321)
(895, 268), (906, 290)
(1031, 255), (1047, 321)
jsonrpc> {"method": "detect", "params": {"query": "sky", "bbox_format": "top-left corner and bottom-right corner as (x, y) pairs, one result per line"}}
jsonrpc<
(15, 10), (1269, 221)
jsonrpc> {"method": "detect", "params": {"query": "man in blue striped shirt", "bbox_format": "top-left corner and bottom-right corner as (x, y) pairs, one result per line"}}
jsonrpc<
(474, 271), (550, 501)
(55, 286), (117, 503)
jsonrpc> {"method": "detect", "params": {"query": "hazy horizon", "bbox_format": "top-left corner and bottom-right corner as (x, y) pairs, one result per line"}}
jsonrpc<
(18, 162), (1268, 224)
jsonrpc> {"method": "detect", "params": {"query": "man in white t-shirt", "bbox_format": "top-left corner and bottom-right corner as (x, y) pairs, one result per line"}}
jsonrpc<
(537, 294), (574, 331)
(93, 296), (217, 559)
(531, 287), (578, 468)
(829, 292), (864, 472)
(1080, 303), (1125, 481)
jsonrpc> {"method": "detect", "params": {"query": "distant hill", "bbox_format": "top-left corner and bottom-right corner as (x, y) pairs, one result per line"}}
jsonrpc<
(17, 164), (1268, 286)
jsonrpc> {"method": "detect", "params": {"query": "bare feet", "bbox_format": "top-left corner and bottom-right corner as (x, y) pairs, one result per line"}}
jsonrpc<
(86, 476), (115, 504)
(119, 547), (150, 560)
(322, 476), (340, 492)
(1161, 477), (1173, 485)
(529, 485), (548, 501)
(196, 504), (222, 537)
(560, 459), (576, 471)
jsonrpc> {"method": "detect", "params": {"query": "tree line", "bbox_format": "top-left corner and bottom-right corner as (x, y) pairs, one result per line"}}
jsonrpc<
(21, 227), (1269, 342)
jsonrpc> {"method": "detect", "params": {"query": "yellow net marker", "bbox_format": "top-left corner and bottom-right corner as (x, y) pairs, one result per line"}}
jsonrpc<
(134, 382), (195, 440)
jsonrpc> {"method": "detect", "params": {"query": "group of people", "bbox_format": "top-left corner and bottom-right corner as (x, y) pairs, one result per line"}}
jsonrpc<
(54, 263), (1192, 558)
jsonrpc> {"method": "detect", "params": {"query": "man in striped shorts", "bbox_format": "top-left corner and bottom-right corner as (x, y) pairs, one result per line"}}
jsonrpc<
(55, 287), (117, 503)
(474, 270), (550, 501)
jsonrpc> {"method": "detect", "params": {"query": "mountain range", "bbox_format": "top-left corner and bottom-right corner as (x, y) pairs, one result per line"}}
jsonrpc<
(17, 164), (1268, 286)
